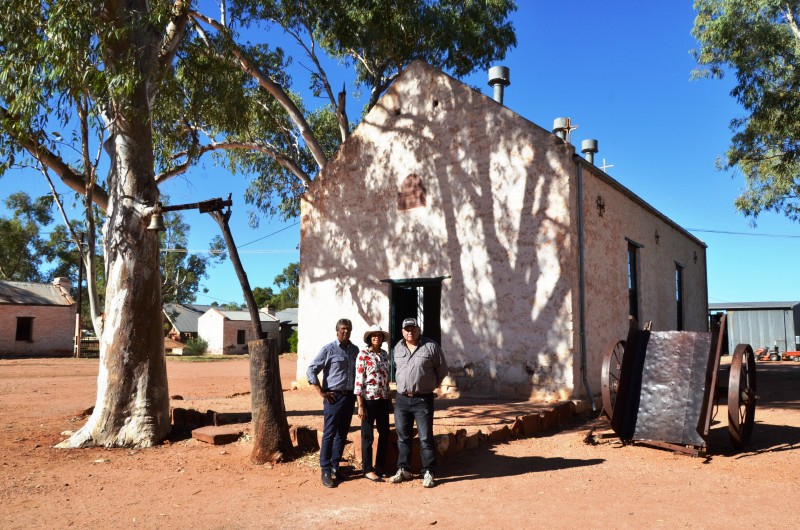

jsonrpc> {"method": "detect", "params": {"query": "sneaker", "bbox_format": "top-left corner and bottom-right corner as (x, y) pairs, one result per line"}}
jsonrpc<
(321, 470), (335, 488)
(422, 471), (435, 488)
(389, 468), (412, 484)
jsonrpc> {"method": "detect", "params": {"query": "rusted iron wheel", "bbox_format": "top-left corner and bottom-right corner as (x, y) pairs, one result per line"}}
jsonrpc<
(728, 344), (757, 449)
(601, 340), (626, 419)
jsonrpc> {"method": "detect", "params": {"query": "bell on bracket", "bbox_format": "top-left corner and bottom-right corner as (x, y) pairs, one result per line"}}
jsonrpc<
(147, 208), (166, 231)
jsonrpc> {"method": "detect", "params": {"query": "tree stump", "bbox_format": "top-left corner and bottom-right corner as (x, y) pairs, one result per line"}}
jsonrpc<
(249, 338), (294, 464)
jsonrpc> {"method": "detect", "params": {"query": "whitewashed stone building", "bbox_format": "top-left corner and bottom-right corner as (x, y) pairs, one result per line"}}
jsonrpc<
(297, 61), (708, 402)
(198, 308), (280, 355)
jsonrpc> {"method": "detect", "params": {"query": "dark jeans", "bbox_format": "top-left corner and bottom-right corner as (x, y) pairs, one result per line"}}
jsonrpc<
(360, 398), (391, 474)
(319, 392), (356, 473)
(394, 393), (436, 474)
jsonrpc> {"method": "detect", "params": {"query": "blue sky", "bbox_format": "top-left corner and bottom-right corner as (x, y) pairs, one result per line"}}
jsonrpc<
(1, 1), (799, 305)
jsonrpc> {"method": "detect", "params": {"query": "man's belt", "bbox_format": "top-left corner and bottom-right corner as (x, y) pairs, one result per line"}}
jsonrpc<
(400, 391), (434, 398)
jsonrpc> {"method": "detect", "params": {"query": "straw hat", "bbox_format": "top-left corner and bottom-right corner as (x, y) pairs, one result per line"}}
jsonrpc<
(363, 325), (390, 344)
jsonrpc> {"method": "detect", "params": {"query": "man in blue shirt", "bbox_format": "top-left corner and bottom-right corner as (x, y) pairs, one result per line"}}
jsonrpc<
(307, 318), (359, 488)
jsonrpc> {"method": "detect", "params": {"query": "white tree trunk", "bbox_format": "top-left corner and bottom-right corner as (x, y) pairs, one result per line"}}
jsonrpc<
(58, 227), (170, 448)
(57, 82), (170, 448)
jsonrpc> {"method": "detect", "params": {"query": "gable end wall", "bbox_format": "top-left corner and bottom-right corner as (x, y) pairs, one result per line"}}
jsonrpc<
(298, 61), (579, 400)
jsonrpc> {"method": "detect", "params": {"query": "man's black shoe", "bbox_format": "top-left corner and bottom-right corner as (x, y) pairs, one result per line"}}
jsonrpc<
(321, 470), (335, 488)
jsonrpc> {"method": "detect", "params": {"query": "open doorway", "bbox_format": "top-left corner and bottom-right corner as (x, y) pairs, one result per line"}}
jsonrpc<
(381, 276), (449, 379)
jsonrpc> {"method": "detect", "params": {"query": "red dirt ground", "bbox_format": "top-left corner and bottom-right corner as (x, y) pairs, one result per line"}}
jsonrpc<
(1, 355), (799, 529)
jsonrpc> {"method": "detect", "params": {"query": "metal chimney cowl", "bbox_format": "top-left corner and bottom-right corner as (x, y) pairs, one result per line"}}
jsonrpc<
(552, 117), (580, 145)
(581, 139), (599, 164)
(488, 66), (510, 104)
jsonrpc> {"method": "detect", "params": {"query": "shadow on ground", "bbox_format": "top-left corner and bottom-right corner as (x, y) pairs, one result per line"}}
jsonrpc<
(707, 420), (800, 459)
(438, 444), (604, 484)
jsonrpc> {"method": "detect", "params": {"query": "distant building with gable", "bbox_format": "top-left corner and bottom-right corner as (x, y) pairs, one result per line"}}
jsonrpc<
(198, 308), (280, 355)
(0, 278), (75, 357)
(163, 303), (213, 342)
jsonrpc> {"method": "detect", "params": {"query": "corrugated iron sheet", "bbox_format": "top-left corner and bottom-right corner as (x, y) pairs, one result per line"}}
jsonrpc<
(0, 281), (73, 306)
(215, 310), (280, 322)
(727, 308), (798, 353)
(163, 303), (211, 333)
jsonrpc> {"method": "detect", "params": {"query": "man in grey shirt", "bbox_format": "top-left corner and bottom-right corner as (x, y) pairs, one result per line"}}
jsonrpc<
(389, 317), (448, 488)
(307, 318), (359, 488)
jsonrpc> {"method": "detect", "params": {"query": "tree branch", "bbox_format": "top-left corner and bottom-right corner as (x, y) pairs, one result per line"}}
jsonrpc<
(366, 73), (399, 112)
(40, 165), (104, 336)
(287, 22), (349, 141)
(155, 140), (312, 186)
(785, 6), (800, 43)
(158, 1), (191, 75)
(189, 10), (329, 172)
(0, 105), (109, 212)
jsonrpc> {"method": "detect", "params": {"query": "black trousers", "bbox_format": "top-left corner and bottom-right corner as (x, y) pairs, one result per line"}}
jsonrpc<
(395, 393), (436, 473)
(360, 398), (391, 473)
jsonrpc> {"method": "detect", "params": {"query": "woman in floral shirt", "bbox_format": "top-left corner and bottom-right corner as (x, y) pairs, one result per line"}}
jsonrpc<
(355, 325), (391, 482)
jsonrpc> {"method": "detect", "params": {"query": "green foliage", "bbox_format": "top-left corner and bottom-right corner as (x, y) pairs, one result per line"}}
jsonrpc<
(271, 261), (299, 309)
(2, 0), (517, 223)
(228, 0), (517, 218)
(252, 262), (298, 311)
(234, 1), (517, 107)
(287, 329), (298, 353)
(0, 215), (43, 281)
(693, 0), (800, 221)
(0, 192), (54, 281)
(253, 286), (275, 308)
(183, 337), (208, 356)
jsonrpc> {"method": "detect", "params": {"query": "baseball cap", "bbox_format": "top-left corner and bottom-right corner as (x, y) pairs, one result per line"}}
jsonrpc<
(402, 317), (419, 328)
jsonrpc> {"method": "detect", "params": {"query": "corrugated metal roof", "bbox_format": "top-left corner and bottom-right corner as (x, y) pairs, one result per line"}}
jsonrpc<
(0, 280), (74, 306)
(217, 310), (252, 321)
(275, 307), (298, 325)
(186, 304), (213, 313)
(216, 309), (279, 322)
(163, 303), (209, 333)
(709, 301), (800, 311)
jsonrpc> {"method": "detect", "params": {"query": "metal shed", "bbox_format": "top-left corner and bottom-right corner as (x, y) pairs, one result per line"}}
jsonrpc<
(709, 301), (800, 354)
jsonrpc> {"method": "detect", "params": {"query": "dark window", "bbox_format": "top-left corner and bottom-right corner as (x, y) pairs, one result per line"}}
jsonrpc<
(16, 317), (34, 341)
(627, 242), (639, 321)
(236, 330), (246, 345)
(675, 264), (685, 331)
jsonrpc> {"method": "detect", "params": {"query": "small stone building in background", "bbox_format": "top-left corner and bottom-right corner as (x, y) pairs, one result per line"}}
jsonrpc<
(198, 308), (280, 355)
(0, 278), (75, 357)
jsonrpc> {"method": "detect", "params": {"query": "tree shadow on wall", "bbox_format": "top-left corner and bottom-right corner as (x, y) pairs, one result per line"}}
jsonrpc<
(301, 65), (577, 398)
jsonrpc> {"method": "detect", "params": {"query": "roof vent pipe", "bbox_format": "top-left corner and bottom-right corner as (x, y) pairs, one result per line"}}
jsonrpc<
(488, 66), (510, 104)
(581, 139), (599, 164)
(552, 117), (578, 144)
